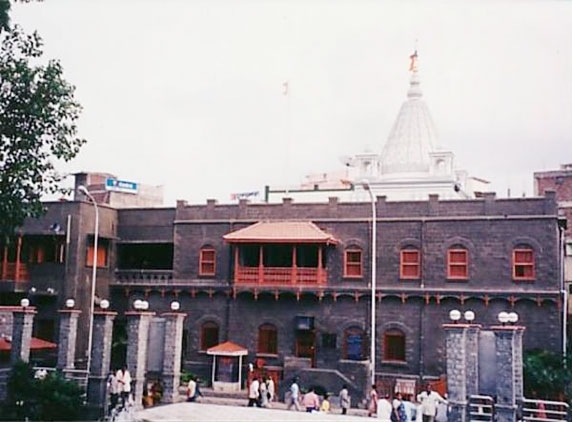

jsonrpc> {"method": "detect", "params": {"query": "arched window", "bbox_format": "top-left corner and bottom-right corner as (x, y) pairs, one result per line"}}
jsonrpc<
(343, 327), (364, 360)
(383, 329), (406, 362)
(447, 247), (469, 280)
(199, 247), (216, 276)
(400, 248), (420, 279)
(200, 321), (219, 351)
(258, 323), (278, 354)
(344, 248), (363, 278)
(513, 247), (535, 280)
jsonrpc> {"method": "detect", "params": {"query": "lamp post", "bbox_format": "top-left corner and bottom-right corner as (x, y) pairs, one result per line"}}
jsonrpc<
(79, 185), (99, 376)
(362, 180), (377, 386)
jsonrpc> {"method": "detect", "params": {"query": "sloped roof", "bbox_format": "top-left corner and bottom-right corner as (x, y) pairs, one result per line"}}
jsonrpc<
(223, 221), (339, 245)
(207, 341), (248, 356)
(0, 337), (57, 352)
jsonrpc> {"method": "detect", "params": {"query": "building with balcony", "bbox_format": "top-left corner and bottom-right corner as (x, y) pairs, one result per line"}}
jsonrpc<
(0, 179), (565, 400)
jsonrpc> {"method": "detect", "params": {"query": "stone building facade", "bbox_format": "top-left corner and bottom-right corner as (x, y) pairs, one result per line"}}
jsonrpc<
(0, 181), (565, 401)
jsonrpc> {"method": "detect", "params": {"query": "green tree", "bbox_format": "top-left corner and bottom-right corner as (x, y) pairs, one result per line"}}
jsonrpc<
(0, 0), (85, 241)
(523, 348), (572, 401)
(1, 360), (86, 421)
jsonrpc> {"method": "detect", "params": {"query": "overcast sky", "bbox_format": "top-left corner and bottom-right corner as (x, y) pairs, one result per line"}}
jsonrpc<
(11, 0), (572, 205)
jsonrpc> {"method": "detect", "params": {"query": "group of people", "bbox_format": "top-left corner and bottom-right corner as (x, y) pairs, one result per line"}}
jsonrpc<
(106, 366), (132, 412)
(368, 384), (448, 422)
(285, 378), (351, 414)
(247, 376), (276, 408)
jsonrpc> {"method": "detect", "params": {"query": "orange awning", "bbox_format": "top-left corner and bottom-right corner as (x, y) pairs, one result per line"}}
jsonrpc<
(0, 337), (57, 352)
(223, 221), (339, 245)
(207, 341), (248, 356)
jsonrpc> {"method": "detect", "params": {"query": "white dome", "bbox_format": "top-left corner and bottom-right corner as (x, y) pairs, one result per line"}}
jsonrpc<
(380, 72), (440, 175)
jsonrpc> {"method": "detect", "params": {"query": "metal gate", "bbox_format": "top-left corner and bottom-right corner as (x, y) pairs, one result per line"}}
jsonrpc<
(469, 395), (494, 422)
(522, 398), (569, 421)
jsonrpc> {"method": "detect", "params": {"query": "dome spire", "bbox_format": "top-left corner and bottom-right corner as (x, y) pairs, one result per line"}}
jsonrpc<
(407, 50), (422, 99)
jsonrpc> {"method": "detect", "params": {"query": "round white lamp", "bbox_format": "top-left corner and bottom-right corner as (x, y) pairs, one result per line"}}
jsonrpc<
(464, 310), (475, 322)
(140, 300), (149, 311)
(65, 298), (75, 308)
(449, 309), (461, 322)
(133, 299), (143, 310)
(498, 311), (510, 325)
(507, 312), (519, 324)
(20, 298), (30, 308)
(100, 299), (110, 310)
(170, 301), (181, 311)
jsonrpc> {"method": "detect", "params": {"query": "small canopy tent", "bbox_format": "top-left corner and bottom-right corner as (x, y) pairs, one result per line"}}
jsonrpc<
(206, 341), (248, 393)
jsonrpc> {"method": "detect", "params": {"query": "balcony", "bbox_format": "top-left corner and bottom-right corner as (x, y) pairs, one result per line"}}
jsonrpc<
(234, 265), (327, 286)
(1, 263), (30, 282)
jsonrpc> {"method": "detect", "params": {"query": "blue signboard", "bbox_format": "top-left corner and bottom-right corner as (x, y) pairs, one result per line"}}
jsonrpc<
(105, 178), (138, 194)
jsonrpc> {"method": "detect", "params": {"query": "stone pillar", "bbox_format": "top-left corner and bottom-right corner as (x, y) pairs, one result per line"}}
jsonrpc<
(126, 311), (154, 410)
(465, 325), (481, 397)
(57, 309), (81, 370)
(161, 312), (186, 403)
(443, 323), (474, 422)
(87, 310), (117, 412)
(513, 328), (525, 404)
(11, 306), (36, 364)
(492, 325), (525, 422)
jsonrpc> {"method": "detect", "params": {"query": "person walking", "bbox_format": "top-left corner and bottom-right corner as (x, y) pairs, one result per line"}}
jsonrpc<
(107, 370), (120, 414)
(266, 376), (275, 407)
(368, 384), (379, 417)
(402, 394), (417, 422)
(417, 385), (447, 422)
(302, 388), (320, 413)
(339, 384), (350, 415)
(392, 392), (407, 422)
(259, 377), (269, 408)
(247, 377), (260, 407)
(377, 393), (393, 422)
(287, 378), (301, 411)
(187, 377), (199, 402)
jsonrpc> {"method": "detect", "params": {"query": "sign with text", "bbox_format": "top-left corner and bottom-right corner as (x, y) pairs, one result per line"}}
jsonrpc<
(105, 178), (138, 194)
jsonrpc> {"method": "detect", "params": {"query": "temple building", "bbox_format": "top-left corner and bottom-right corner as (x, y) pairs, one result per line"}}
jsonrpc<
(0, 54), (565, 401)
(0, 172), (565, 400)
(265, 53), (489, 203)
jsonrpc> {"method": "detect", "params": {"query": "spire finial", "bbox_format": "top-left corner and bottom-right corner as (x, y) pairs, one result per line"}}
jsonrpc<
(409, 48), (419, 73)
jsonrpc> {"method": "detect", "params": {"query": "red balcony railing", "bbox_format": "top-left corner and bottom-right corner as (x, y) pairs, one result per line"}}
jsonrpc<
(1, 263), (30, 282)
(234, 265), (326, 286)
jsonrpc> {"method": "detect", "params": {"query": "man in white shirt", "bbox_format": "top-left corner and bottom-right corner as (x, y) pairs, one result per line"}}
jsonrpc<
(417, 385), (447, 422)
(247, 377), (260, 407)
(377, 394), (393, 422)
(287, 378), (301, 411)
(117, 366), (132, 407)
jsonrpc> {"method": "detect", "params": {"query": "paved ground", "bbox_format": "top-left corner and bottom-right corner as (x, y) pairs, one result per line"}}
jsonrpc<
(136, 402), (370, 422)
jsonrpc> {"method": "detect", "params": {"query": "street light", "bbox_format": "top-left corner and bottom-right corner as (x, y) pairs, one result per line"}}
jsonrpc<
(362, 179), (376, 386)
(79, 185), (99, 376)
(449, 309), (461, 323)
(498, 311), (510, 326)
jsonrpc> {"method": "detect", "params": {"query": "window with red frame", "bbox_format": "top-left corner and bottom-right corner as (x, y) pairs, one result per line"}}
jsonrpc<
(383, 329), (406, 362)
(344, 249), (363, 278)
(447, 248), (468, 279)
(400, 249), (420, 279)
(199, 248), (216, 276)
(200, 321), (219, 351)
(258, 323), (278, 354)
(513, 248), (534, 280)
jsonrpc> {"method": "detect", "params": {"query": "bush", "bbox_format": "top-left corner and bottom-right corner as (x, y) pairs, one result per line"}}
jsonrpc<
(0, 361), (86, 421)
